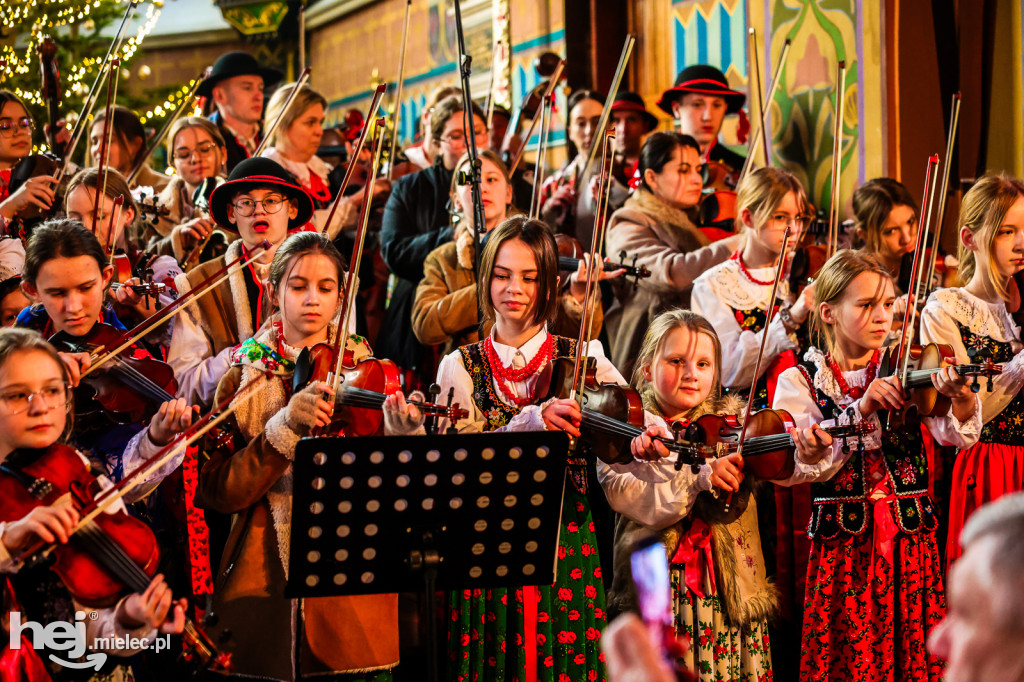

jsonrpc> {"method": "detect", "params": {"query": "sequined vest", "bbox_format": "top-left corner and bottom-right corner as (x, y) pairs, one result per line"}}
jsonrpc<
(956, 321), (1024, 445)
(796, 362), (938, 540)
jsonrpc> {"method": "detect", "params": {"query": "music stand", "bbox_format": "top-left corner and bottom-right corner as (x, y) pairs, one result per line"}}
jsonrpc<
(286, 432), (570, 682)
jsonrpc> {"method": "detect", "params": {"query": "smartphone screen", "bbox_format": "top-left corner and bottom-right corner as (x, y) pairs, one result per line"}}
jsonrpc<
(631, 535), (672, 628)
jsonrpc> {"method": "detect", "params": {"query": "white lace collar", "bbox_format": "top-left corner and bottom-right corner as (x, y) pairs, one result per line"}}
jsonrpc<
(929, 287), (1020, 342)
(803, 347), (873, 408)
(697, 257), (792, 311)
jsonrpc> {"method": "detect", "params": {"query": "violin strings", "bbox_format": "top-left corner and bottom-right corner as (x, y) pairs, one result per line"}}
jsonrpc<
(108, 356), (176, 403)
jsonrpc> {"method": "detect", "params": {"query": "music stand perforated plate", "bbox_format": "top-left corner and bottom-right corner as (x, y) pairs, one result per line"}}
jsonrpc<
(286, 432), (568, 598)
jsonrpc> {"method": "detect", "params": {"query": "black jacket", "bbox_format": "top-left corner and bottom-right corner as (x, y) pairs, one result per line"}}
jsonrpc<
(209, 111), (255, 173)
(377, 159), (455, 372)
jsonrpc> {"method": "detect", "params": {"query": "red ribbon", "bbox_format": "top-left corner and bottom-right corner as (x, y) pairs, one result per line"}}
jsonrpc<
(865, 454), (899, 583)
(523, 585), (538, 682)
(1, 578), (53, 682)
(670, 518), (716, 598)
(182, 446), (214, 600)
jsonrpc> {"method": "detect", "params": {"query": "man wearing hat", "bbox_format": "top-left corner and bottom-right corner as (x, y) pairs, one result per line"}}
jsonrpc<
(199, 51), (284, 173)
(167, 157), (315, 406)
(610, 91), (658, 181)
(657, 64), (747, 173)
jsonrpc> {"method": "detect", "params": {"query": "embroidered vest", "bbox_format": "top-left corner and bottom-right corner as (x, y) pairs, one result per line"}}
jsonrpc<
(796, 362), (938, 539)
(724, 305), (808, 410)
(458, 336), (589, 492)
(955, 321), (1024, 445)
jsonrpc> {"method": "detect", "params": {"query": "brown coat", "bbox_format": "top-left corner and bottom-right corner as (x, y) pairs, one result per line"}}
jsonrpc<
(411, 222), (604, 356)
(197, 366), (399, 679)
(604, 190), (738, 379)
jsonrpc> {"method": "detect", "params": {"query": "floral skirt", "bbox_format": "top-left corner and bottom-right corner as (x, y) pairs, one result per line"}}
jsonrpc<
(800, 530), (945, 681)
(946, 441), (1024, 564)
(671, 569), (772, 682)
(447, 486), (607, 682)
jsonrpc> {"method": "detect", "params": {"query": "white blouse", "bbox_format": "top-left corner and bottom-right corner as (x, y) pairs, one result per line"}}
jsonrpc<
(920, 287), (1024, 424)
(691, 258), (798, 391)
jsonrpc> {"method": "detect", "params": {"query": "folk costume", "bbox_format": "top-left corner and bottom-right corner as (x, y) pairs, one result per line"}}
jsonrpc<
(433, 327), (621, 682)
(598, 391), (776, 682)
(920, 287), (1024, 563)
(773, 347), (982, 681)
(603, 189), (736, 378)
(197, 320), (398, 681)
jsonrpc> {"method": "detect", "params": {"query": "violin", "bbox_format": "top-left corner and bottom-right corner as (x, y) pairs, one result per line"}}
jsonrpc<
(554, 234), (650, 285)
(0, 443), (231, 672)
(878, 342), (1001, 427)
(1005, 269), (1024, 329)
(38, 37), (65, 160)
(49, 322), (179, 425)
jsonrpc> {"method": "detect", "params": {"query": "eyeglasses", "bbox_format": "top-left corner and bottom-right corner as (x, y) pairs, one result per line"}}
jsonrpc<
(439, 128), (488, 145)
(769, 213), (808, 230)
(0, 117), (34, 138)
(232, 196), (287, 216)
(0, 385), (69, 415)
(173, 141), (219, 160)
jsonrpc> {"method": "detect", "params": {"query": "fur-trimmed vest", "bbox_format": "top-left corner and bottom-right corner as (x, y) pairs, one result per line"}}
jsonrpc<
(795, 358), (938, 540)
(608, 392), (778, 628)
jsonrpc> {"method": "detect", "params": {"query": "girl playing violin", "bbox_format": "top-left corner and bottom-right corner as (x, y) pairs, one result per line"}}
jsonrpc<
(604, 132), (739, 377)
(0, 91), (57, 229)
(598, 309), (775, 681)
(920, 173), (1024, 565)
(773, 249), (981, 681)
(413, 149), (615, 357)
(197, 231), (398, 681)
(0, 328), (187, 674)
(390, 215), (625, 682)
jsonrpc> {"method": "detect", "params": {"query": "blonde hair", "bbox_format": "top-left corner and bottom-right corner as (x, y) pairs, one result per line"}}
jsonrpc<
(0, 328), (73, 437)
(957, 174), (1024, 300)
(736, 167), (809, 233)
(449, 149), (513, 204)
(632, 309), (723, 403)
(265, 83), (328, 147)
(166, 116), (227, 159)
(810, 249), (894, 354)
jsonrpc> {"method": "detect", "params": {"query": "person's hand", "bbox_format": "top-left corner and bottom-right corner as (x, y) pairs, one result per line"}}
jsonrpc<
(2, 504), (80, 553)
(791, 424), (834, 465)
(147, 398), (197, 446)
(789, 282), (816, 324)
(119, 574), (186, 634)
(858, 375), (906, 417)
(709, 453), (744, 492)
(383, 390), (425, 435)
(932, 365), (971, 400)
(172, 217), (216, 251)
(43, 120), (70, 147)
(569, 253), (626, 301)
(111, 277), (160, 317)
(284, 381), (335, 432)
(0, 174), (56, 219)
(542, 398), (581, 437)
(541, 184), (578, 224)
(630, 424), (672, 462)
(603, 614), (683, 682)
(58, 351), (92, 388)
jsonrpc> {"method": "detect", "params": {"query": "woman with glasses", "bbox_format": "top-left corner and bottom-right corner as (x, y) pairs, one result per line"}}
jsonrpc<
(603, 131), (739, 378)
(0, 91), (58, 225)
(148, 116), (230, 263)
(378, 94), (489, 386)
(89, 104), (170, 193)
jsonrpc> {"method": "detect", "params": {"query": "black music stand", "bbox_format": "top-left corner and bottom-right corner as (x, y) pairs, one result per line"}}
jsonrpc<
(286, 432), (570, 682)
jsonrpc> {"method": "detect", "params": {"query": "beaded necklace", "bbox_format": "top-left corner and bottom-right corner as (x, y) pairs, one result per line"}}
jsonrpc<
(483, 332), (554, 407)
(730, 250), (775, 286)
(825, 349), (882, 399)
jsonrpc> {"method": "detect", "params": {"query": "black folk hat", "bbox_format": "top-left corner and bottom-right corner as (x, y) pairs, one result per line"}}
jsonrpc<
(610, 91), (659, 131)
(656, 64), (746, 115)
(197, 51), (284, 98)
(209, 157), (314, 231)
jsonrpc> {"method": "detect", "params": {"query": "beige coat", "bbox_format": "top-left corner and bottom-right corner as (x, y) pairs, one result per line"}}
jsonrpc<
(198, 364), (399, 679)
(411, 221), (604, 356)
(604, 189), (737, 379)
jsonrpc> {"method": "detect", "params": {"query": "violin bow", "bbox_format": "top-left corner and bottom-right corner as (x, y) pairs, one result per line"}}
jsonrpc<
(57, 1), (138, 182)
(324, 117), (387, 406)
(826, 60), (847, 257)
(93, 59), (121, 226)
(725, 224), (793, 513)
(896, 155), (940, 386)
(484, 40), (502, 130)
(321, 83), (388, 236)
(104, 194), (125, 261)
(575, 35), (635, 191)
(925, 92), (962, 293)
(528, 86), (556, 219)
(737, 38), (791, 184)
(747, 28), (771, 166)
(127, 72), (206, 184)
(82, 241), (272, 378)
(507, 58), (565, 177)
(569, 131), (616, 406)
(253, 67), (312, 157)
(386, 0), (412, 183)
